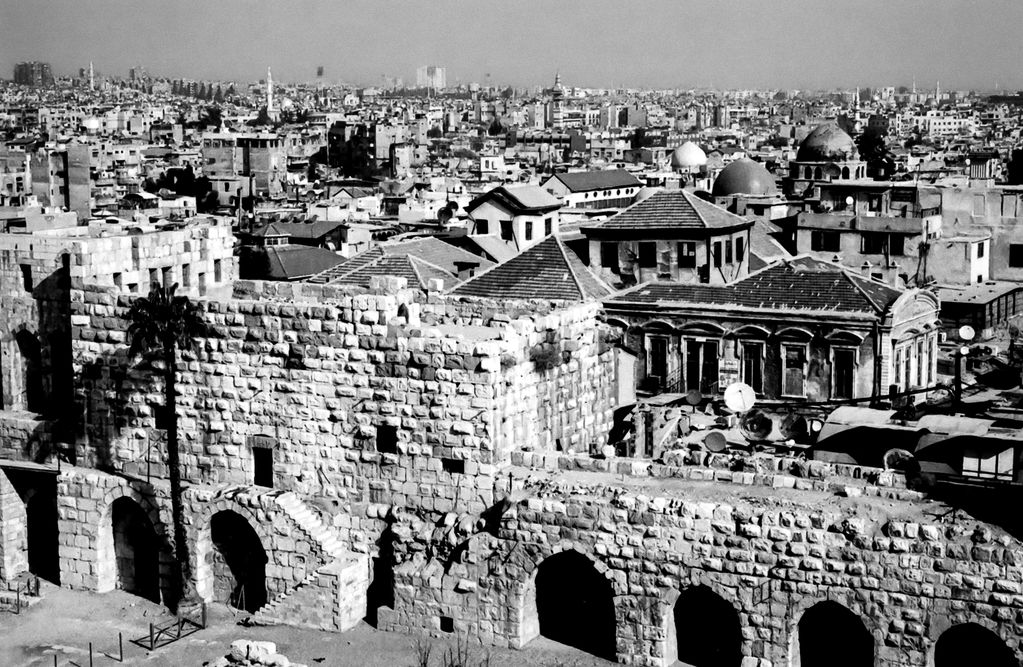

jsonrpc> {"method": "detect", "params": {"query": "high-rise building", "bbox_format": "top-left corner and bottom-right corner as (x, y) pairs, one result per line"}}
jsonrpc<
(416, 65), (446, 91)
(13, 61), (54, 87)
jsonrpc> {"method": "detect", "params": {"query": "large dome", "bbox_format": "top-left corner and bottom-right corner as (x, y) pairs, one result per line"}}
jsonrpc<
(711, 159), (778, 197)
(671, 141), (707, 169)
(797, 123), (858, 162)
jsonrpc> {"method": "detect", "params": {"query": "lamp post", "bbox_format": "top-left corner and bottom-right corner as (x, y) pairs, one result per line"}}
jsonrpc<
(954, 325), (976, 412)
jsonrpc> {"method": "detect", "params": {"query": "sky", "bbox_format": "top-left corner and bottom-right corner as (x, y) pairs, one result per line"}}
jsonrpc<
(2, 0), (1022, 91)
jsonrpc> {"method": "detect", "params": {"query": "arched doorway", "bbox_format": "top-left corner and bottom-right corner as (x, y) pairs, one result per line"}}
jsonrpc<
(110, 497), (160, 602)
(210, 510), (267, 613)
(532, 550), (616, 660)
(795, 601), (873, 667)
(673, 585), (743, 667)
(935, 623), (1016, 667)
(365, 525), (395, 627)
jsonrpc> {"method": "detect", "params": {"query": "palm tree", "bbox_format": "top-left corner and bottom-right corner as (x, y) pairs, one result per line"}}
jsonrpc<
(126, 283), (206, 607)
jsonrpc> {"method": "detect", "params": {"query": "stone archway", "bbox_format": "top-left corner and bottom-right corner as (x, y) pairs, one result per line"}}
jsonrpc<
(670, 584), (743, 667)
(523, 549), (617, 661)
(793, 600), (873, 667)
(110, 496), (160, 602)
(209, 509), (268, 613)
(934, 623), (1016, 667)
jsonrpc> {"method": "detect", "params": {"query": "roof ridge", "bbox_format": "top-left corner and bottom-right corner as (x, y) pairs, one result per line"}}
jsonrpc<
(551, 236), (587, 300)
(408, 254), (458, 279)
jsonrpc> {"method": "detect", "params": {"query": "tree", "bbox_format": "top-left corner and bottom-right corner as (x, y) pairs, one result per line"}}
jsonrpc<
(857, 128), (894, 178)
(126, 284), (207, 607)
(487, 117), (505, 136)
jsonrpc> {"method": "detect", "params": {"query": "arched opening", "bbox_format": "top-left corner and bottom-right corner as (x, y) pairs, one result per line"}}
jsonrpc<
(673, 585), (743, 667)
(18, 474), (59, 584)
(935, 623), (1016, 667)
(795, 601), (873, 667)
(813, 167), (823, 181)
(804, 166), (813, 180)
(841, 166), (851, 179)
(532, 550), (616, 660)
(110, 497), (160, 602)
(210, 510), (267, 613)
(14, 329), (43, 412)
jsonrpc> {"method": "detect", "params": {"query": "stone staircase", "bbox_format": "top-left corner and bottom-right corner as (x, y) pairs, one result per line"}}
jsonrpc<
(272, 492), (349, 562)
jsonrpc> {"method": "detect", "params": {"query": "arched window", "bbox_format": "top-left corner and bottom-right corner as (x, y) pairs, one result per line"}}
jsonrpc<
(795, 601), (873, 667)
(814, 167), (823, 180)
(842, 166), (851, 179)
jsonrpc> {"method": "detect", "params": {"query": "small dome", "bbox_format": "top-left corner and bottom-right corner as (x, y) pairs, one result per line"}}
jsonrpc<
(671, 141), (707, 169)
(711, 159), (778, 197)
(797, 123), (858, 162)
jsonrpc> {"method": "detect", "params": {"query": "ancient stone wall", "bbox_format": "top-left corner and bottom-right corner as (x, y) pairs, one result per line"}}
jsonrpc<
(383, 472), (1023, 667)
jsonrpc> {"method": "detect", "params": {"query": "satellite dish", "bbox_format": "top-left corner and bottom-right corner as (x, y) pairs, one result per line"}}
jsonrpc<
(739, 409), (773, 442)
(685, 389), (703, 406)
(704, 431), (728, 453)
(724, 382), (756, 413)
(958, 325), (975, 341)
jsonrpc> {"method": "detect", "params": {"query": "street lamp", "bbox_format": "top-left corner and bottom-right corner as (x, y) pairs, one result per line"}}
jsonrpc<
(953, 325), (976, 411)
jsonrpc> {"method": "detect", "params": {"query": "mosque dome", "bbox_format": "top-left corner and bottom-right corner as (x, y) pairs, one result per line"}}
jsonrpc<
(711, 159), (778, 197)
(796, 123), (859, 162)
(670, 141), (707, 169)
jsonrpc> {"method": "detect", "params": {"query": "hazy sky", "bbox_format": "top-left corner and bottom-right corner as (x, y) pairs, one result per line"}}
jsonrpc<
(2, 0), (1022, 90)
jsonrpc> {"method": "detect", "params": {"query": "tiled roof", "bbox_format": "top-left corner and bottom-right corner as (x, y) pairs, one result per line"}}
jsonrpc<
(590, 189), (752, 232)
(465, 185), (562, 215)
(256, 245), (346, 281)
(307, 236), (491, 288)
(451, 235), (612, 302)
(547, 169), (641, 193)
(250, 219), (347, 240)
(608, 257), (902, 314)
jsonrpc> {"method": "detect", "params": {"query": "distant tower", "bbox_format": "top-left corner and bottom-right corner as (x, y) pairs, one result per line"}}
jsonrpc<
(935, 80), (940, 102)
(266, 66), (274, 112)
(89, 61), (94, 91)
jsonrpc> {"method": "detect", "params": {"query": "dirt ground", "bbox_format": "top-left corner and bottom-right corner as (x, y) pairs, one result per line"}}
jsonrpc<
(0, 586), (616, 667)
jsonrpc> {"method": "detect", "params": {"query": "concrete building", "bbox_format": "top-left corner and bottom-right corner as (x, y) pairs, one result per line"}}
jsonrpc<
(13, 62), (54, 87)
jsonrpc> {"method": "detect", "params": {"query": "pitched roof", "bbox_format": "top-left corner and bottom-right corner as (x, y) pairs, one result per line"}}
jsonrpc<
(250, 219), (348, 240)
(465, 184), (562, 215)
(249, 245), (347, 281)
(307, 236), (492, 288)
(588, 189), (752, 233)
(546, 169), (641, 193)
(450, 235), (612, 302)
(608, 256), (902, 315)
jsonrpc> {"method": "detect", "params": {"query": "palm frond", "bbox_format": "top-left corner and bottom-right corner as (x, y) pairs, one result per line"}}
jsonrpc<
(126, 282), (207, 358)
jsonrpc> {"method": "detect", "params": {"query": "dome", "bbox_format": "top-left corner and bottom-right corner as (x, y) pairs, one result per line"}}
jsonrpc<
(796, 123), (858, 162)
(671, 141), (707, 169)
(711, 159), (778, 197)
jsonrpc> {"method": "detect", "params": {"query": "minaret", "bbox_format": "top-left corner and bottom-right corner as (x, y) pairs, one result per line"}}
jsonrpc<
(935, 80), (940, 102)
(89, 61), (94, 91)
(266, 66), (274, 112)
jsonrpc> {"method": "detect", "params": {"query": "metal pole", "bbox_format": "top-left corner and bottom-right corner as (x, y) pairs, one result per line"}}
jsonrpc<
(149, 622), (154, 650)
(119, 632), (123, 662)
(89, 642), (93, 667)
(953, 350), (962, 412)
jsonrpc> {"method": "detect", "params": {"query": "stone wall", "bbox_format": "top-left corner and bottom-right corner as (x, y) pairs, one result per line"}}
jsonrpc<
(383, 473), (1023, 666)
(0, 469), (28, 580)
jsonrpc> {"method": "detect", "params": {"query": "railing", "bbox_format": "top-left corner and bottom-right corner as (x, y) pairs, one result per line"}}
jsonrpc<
(640, 367), (686, 396)
(129, 603), (206, 651)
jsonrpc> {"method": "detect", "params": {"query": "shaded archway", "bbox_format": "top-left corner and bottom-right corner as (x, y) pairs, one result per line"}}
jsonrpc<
(795, 601), (872, 667)
(532, 550), (616, 660)
(935, 623), (1016, 667)
(210, 510), (267, 613)
(110, 497), (160, 602)
(14, 329), (43, 412)
(21, 475), (59, 584)
(673, 585), (743, 667)
(365, 525), (395, 627)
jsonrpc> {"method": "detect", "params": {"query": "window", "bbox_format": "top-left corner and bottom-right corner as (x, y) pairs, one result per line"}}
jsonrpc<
(861, 233), (886, 254)
(677, 242), (697, 269)
(712, 241), (723, 268)
(685, 339), (719, 394)
(833, 348), (856, 399)
(376, 424), (398, 454)
(149, 267), (159, 287)
(741, 341), (764, 393)
(638, 242), (657, 268)
(977, 241), (985, 258)
(20, 264), (32, 292)
(889, 234), (905, 256)
(868, 194), (882, 212)
(648, 336), (668, 383)
(735, 237), (745, 264)
(441, 458), (465, 474)
(162, 266), (172, 287)
(475, 219), (489, 235)
(600, 242), (618, 270)
(962, 447), (1014, 481)
(725, 239), (733, 264)
(894, 346), (904, 388)
(214, 259), (223, 283)
(253, 447), (273, 487)
(544, 218), (552, 236)
(810, 230), (841, 252)
(782, 344), (807, 397)
(181, 264), (191, 288)
(525, 220), (533, 241)
(500, 220), (513, 241)
(113, 272), (122, 289)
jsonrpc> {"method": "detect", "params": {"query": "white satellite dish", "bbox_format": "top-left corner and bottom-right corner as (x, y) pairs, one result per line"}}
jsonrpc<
(958, 325), (975, 341)
(724, 382), (757, 413)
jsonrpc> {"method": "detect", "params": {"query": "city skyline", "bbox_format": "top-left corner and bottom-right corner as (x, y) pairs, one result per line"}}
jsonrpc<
(2, 0), (1023, 90)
